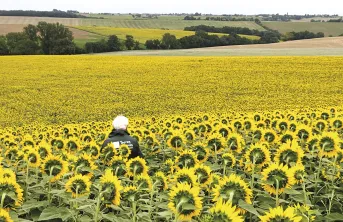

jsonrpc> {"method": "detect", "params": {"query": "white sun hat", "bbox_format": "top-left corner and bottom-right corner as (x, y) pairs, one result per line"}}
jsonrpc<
(112, 115), (129, 129)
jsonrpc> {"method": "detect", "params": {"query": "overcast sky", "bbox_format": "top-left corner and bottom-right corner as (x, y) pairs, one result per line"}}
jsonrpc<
(2, 0), (342, 15)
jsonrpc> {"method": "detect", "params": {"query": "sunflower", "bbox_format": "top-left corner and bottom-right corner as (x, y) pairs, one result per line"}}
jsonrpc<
(318, 132), (340, 158)
(184, 130), (196, 144)
(168, 182), (202, 221)
(274, 141), (304, 167)
(88, 142), (100, 159)
(136, 174), (153, 191)
(296, 124), (312, 143)
(212, 174), (252, 209)
(25, 148), (41, 168)
(0, 168), (16, 180)
(293, 204), (316, 222)
(222, 153), (236, 168)
(101, 143), (117, 164)
(51, 137), (65, 150)
(65, 174), (91, 198)
(192, 142), (210, 163)
(167, 132), (186, 151)
(74, 154), (97, 177)
(100, 169), (122, 206)
(244, 143), (271, 168)
(175, 150), (198, 170)
(194, 164), (212, 187)
(321, 163), (340, 182)
(126, 157), (148, 177)
(314, 120), (327, 132)
(41, 155), (68, 182)
(144, 134), (156, 148)
(65, 138), (80, 153)
(279, 131), (296, 144)
(108, 156), (126, 176)
(259, 206), (302, 222)
(207, 133), (225, 153)
(0, 208), (13, 222)
(226, 133), (244, 153)
(289, 164), (306, 184)
(154, 171), (168, 191)
(119, 144), (131, 159)
(262, 163), (295, 195)
(174, 168), (198, 187)
(209, 198), (243, 222)
(37, 142), (52, 159)
(0, 177), (24, 207)
(330, 118), (343, 130)
(123, 185), (138, 197)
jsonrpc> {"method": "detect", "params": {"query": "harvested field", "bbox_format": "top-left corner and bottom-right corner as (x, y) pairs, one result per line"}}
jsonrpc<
(99, 37), (343, 56)
(0, 24), (26, 35)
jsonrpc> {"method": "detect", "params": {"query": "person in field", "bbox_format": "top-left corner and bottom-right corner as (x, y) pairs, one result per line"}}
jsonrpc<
(101, 115), (144, 159)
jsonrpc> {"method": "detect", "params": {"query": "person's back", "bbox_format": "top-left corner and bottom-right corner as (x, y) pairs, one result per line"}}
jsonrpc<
(101, 115), (143, 159)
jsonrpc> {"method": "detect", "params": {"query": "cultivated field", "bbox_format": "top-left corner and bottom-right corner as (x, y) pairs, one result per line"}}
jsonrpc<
(1, 56), (343, 221)
(101, 37), (343, 56)
(75, 26), (260, 43)
(1, 56), (343, 126)
(262, 21), (343, 37)
(0, 16), (264, 30)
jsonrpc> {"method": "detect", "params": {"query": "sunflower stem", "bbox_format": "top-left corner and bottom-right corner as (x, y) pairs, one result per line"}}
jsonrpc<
(0, 192), (6, 208)
(132, 200), (137, 222)
(48, 166), (55, 204)
(25, 159), (30, 200)
(214, 143), (218, 163)
(275, 179), (280, 207)
(94, 190), (103, 222)
(313, 155), (323, 202)
(301, 175), (308, 205)
(328, 189), (335, 215)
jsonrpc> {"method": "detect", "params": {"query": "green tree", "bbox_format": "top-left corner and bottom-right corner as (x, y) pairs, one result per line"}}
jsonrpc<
(125, 35), (135, 50)
(161, 33), (181, 49)
(6, 32), (40, 54)
(23, 24), (39, 42)
(0, 36), (9, 55)
(133, 41), (141, 50)
(107, 35), (121, 51)
(37, 22), (74, 54)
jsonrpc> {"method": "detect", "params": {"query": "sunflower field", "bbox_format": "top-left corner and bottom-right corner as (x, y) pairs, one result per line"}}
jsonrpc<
(1, 108), (343, 221)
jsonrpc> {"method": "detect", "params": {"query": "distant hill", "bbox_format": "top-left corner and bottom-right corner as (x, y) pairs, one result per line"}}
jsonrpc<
(0, 10), (86, 18)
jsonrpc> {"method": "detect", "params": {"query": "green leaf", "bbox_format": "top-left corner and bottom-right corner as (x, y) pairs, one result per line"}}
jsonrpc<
(283, 188), (301, 195)
(157, 211), (172, 217)
(38, 207), (72, 221)
(238, 200), (260, 216)
(325, 213), (343, 221)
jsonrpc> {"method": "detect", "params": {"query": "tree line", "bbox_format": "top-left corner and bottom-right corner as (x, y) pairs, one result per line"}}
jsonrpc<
(0, 9), (86, 18)
(0, 22), (76, 55)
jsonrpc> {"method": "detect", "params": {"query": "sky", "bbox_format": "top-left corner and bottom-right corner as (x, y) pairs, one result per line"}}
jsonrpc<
(2, 0), (342, 15)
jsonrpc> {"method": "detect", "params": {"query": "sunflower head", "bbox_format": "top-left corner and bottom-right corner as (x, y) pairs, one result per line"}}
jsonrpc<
(119, 144), (131, 159)
(136, 174), (153, 191)
(74, 153), (97, 177)
(65, 174), (91, 198)
(154, 172), (168, 191)
(207, 133), (225, 153)
(108, 156), (127, 176)
(41, 155), (68, 182)
(244, 143), (271, 168)
(101, 143), (116, 163)
(126, 157), (148, 177)
(262, 163), (295, 195)
(174, 168), (198, 187)
(318, 132), (340, 158)
(0, 168), (16, 180)
(192, 142), (209, 163)
(25, 148), (41, 168)
(222, 153), (236, 168)
(226, 133), (243, 153)
(275, 141), (304, 167)
(209, 198), (243, 222)
(0, 177), (24, 207)
(100, 169), (122, 206)
(290, 164), (306, 184)
(175, 150), (198, 170)
(213, 174), (252, 208)
(0, 208), (14, 222)
(194, 164), (212, 187)
(167, 132), (186, 150)
(37, 142), (52, 159)
(259, 206), (302, 222)
(168, 182), (202, 221)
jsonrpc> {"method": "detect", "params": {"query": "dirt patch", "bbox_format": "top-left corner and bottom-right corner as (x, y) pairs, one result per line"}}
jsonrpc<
(0, 24), (26, 35)
(68, 27), (101, 39)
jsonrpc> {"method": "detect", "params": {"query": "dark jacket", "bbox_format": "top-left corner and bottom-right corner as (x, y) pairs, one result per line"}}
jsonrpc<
(101, 129), (144, 159)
